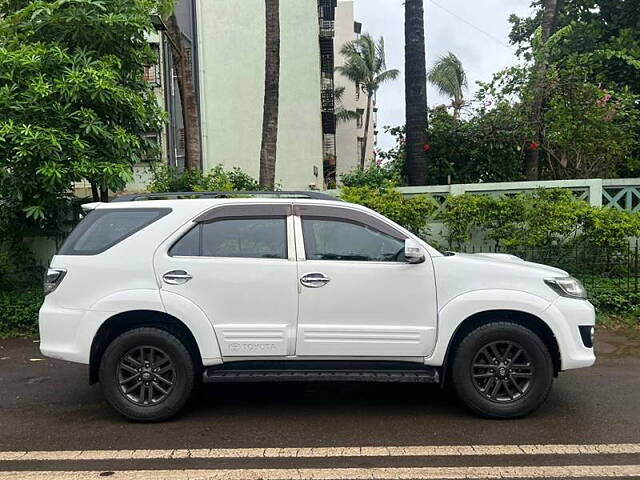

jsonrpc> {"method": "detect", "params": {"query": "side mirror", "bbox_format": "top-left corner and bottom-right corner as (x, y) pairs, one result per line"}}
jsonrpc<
(405, 239), (426, 264)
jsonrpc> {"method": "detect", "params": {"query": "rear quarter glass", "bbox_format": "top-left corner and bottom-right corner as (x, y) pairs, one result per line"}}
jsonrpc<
(58, 208), (171, 256)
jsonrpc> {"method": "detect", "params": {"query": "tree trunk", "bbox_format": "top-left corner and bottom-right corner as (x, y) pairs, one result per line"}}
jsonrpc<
(165, 14), (202, 172)
(525, 0), (562, 180)
(90, 182), (99, 202)
(452, 100), (462, 120)
(404, 0), (428, 186)
(99, 184), (108, 203)
(360, 93), (373, 169)
(259, 0), (280, 189)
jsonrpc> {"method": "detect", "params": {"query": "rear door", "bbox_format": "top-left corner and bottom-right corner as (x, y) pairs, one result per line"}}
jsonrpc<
(294, 204), (438, 358)
(154, 203), (299, 357)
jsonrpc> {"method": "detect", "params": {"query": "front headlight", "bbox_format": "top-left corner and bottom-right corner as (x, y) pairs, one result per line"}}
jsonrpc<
(545, 276), (587, 299)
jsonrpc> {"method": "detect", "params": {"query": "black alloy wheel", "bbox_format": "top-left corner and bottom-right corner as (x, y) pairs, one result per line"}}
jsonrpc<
(471, 341), (534, 403)
(99, 328), (195, 422)
(452, 321), (554, 419)
(118, 346), (176, 406)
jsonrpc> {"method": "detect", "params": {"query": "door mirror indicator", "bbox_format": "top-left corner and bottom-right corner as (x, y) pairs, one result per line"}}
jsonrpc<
(405, 239), (426, 264)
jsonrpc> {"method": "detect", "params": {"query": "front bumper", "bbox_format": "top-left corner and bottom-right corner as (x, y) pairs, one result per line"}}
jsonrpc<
(541, 296), (596, 371)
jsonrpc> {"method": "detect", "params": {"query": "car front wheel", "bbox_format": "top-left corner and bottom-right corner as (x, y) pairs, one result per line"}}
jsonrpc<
(99, 327), (195, 422)
(452, 321), (554, 419)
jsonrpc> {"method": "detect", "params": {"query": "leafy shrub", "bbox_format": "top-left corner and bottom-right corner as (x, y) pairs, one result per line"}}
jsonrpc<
(587, 277), (640, 317)
(341, 163), (400, 188)
(444, 194), (493, 249)
(0, 240), (43, 290)
(148, 164), (263, 193)
(0, 287), (43, 338)
(580, 207), (640, 250)
(443, 188), (639, 251)
(340, 182), (437, 236)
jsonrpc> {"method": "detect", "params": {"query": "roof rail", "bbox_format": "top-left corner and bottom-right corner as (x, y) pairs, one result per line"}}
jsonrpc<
(111, 191), (341, 203)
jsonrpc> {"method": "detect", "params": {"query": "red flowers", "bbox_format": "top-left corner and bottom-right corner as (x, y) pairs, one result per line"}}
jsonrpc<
(528, 142), (539, 151)
(423, 143), (431, 152)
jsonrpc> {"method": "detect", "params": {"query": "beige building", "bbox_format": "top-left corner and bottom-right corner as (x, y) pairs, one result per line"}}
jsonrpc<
(195, 0), (332, 190)
(334, 0), (378, 181)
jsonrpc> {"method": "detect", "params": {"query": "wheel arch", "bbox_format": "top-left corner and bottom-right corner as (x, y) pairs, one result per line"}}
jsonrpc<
(89, 310), (203, 384)
(439, 309), (561, 386)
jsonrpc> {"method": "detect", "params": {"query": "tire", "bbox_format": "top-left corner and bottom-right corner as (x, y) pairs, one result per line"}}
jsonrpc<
(99, 327), (195, 422)
(451, 321), (553, 419)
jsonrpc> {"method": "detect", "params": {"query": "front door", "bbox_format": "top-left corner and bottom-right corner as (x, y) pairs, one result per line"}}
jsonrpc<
(154, 203), (298, 357)
(294, 204), (438, 358)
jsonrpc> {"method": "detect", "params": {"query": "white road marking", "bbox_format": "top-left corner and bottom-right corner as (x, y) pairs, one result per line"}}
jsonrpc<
(0, 465), (639, 479)
(1, 443), (639, 462)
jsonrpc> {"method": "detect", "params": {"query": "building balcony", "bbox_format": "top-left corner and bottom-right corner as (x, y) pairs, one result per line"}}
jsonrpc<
(319, 19), (335, 38)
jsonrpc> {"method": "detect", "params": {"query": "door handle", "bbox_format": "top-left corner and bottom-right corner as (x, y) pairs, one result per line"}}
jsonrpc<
(300, 272), (331, 288)
(163, 270), (193, 285)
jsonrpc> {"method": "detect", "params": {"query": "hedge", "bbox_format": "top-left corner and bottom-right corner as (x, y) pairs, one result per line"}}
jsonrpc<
(443, 189), (640, 250)
(0, 287), (43, 338)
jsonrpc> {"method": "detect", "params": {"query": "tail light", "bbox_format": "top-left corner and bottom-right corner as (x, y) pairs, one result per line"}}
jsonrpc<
(44, 268), (67, 296)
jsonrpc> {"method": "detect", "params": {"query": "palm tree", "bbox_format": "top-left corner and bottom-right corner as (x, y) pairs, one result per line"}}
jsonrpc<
(404, 0), (428, 186)
(334, 86), (359, 124)
(337, 34), (399, 169)
(259, 0), (280, 189)
(427, 52), (468, 120)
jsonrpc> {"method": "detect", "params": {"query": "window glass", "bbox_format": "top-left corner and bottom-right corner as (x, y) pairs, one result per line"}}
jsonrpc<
(169, 225), (200, 257)
(59, 209), (169, 255)
(201, 218), (286, 259)
(302, 218), (405, 262)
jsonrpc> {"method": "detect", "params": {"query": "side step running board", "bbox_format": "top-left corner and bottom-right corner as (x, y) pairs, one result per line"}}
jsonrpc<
(203, 362), (439, 384)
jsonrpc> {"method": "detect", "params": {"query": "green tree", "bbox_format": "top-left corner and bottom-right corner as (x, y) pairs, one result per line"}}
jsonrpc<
(0, 0), (164, 238)
(259, 0), (280, 189)
(427, 52), (468, 120)
(510, 0), (640, 179)
(523, 0), (562, 180)
(337, 33), (399, 170)
(543, 69), (639, 178)
(404, 0), (428, 186)
(375, 103), (526, 186)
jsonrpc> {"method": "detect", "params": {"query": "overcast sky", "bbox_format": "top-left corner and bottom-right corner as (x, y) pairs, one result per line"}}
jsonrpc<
(353, 0), (534, 149)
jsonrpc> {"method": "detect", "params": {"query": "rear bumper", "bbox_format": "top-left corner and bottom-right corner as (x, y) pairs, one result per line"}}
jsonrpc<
(39, 300), (111, 365)
(39, 303), (89, 364)
(542, 297), (596, 371)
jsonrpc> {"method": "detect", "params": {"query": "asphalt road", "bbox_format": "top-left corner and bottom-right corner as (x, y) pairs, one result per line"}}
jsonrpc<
(1, 328), (639, 479)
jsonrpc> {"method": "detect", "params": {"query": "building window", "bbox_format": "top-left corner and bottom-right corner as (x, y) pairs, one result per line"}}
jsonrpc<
(140, 131), (161, 163)
(354, 21), (362, 40)
(356, 109), (364, 129)
(144, 43), (161, 87)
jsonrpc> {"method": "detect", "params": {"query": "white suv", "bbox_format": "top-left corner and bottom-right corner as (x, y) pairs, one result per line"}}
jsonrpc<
(39, 192), (596, 421)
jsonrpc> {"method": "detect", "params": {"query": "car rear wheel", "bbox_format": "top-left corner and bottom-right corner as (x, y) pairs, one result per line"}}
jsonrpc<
(99, 328), (195, 422)
(452, 321), (553, 419)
